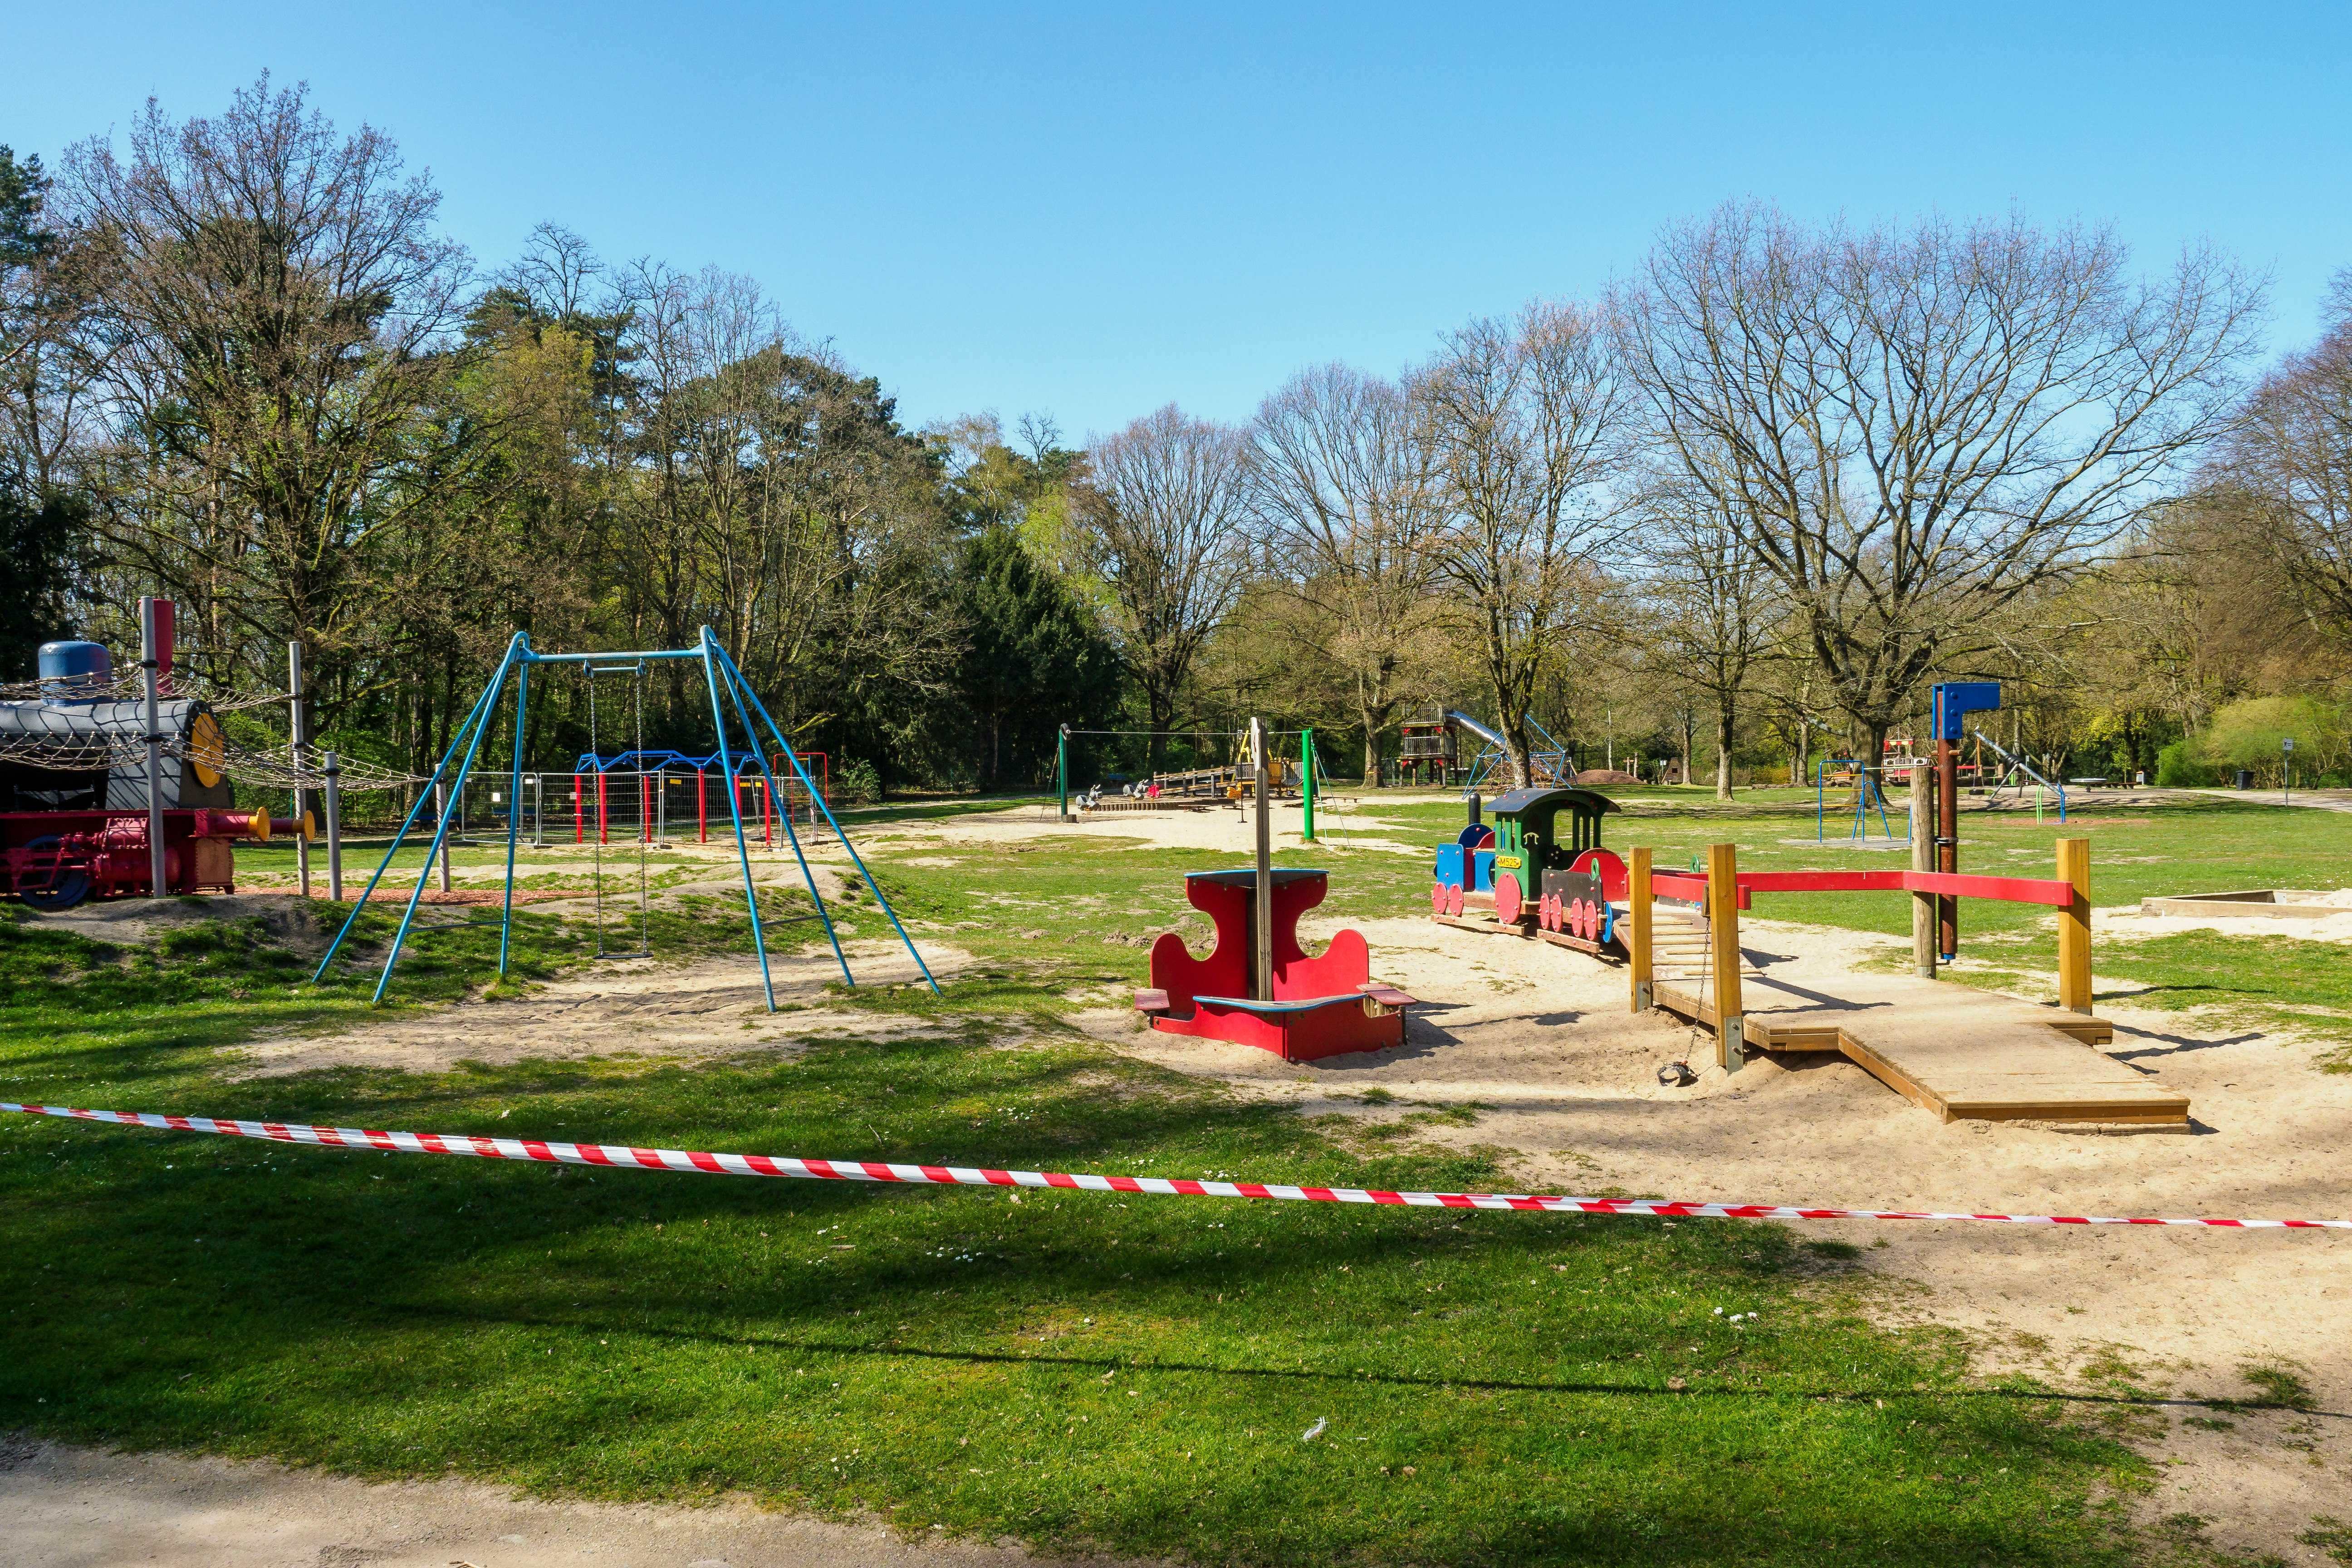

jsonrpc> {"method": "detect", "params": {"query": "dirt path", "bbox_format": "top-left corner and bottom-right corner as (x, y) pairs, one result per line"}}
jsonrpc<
(1088, 912), (2352, 1563)
(0, 1436), (1156, 1568)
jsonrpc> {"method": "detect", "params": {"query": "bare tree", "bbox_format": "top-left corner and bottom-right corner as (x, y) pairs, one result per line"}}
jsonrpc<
(1250, 363), (1446, 784)
(1080, 405), (1254, 769)
(60, 76), (472, 683)
(1616, 202), (2262, 761)
(1633, 456), (1781, 798)
(620, 262), (954, 736)
(500, 221), (607, 323)
(2215, 271), (2352, 642)
(1418, 301), (1632, 785)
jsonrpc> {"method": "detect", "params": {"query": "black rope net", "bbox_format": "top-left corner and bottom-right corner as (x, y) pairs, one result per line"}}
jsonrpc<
(0, 699), (426, 793)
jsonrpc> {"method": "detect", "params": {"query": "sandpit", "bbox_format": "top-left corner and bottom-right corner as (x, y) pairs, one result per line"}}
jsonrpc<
(234, 941), (976, 1078)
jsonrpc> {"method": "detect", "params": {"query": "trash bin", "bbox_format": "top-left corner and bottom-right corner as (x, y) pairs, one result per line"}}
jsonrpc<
(2234, 769), (2254, 790)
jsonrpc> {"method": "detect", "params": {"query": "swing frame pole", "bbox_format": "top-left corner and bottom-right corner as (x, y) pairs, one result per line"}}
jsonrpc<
(313, 633), (524, 987)
(363, 637), (524, 1002)
(709, 645), (853, 989)
(323, 636), (802, 1010)
(696, 637), (778, 1011)
(713, 641), (940, 995)
(499, 658), (529, 975)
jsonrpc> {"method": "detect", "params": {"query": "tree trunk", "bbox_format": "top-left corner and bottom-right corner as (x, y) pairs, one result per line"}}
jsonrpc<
(1145, 682), (1174, 779)
(1716, 696), (1736, 801)
(1865, 722), (1891, 782)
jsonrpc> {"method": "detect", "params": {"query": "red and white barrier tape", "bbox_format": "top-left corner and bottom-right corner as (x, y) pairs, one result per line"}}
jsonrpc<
(5, 1100), (2346, 1229)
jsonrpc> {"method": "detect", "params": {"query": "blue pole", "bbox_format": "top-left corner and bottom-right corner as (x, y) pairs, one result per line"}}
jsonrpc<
(714, 656), (854, 988)
(499, 644), (531, 975)
(370, 641), (524, 1003)
(313, 636), (520, 984)
(715, 643), (940, 995)
(697, 634), (776, 1011)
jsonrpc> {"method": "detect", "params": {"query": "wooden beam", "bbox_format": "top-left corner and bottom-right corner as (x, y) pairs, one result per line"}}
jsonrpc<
(1629, 845), (1653, 1012)
(1708, 841), (1744, 1072)
(1910, 763), (1936, 979)
(2057, 836), (2092, 1015)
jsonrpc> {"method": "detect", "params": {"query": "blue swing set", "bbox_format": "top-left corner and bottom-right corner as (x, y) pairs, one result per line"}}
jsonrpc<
(311, 627), (936, 1007)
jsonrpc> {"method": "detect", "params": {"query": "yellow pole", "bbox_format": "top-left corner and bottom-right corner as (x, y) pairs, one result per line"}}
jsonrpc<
(2057, 836), (2092, 1015)
(1629, 845), (1653, 1012)
(1707, 841), (1744, 1072)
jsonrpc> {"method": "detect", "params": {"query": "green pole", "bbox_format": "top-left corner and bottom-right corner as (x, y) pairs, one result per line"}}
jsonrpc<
(1303, 728), (1316, 842)
(1057, 725), (1069, 821)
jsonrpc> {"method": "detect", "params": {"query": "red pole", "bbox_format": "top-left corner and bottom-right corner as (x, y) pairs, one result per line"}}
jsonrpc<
(598, 773), (608, 845)
(697, 769), (707, 843)
(573, 774), (583, 844)
(1936, 736), (1958, 960)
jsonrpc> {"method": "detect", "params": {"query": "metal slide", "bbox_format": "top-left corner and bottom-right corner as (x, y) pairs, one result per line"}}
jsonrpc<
(1970, 728), (2068, 821)
(1445, 709), (1510, 752)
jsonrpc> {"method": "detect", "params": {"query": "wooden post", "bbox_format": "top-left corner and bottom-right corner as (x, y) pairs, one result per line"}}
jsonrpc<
(2057, 836), (2092, 1015)
(1707, 841), (1744, 1072)
(289, 642), (311, 898)
(1909, 764), (1936, 979)
(322, 751), (343, 903)
(1629, 845), (1653, 1012)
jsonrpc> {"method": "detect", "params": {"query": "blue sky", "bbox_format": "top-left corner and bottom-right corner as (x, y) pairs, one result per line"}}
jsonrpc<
(15, 2), (2351, 441)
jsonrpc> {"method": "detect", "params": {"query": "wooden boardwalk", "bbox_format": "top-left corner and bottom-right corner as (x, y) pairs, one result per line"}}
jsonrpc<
(1655, 980), (2189, 1127)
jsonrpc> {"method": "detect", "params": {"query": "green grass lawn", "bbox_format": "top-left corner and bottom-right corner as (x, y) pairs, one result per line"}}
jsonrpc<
(13, 795), (2342, 1562)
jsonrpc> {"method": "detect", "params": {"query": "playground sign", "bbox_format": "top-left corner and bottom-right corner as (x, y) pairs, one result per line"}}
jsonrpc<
(1930, 681), (2001, 740)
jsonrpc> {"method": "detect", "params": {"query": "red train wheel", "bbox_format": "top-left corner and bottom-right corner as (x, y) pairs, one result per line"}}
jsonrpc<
(1446, 883), (1465, 917)
(1431, 880), (1448, 915)
(1494, 871), (1523, 925)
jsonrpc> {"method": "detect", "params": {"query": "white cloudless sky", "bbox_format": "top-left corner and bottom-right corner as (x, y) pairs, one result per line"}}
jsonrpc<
(15, 1), (2351, 441)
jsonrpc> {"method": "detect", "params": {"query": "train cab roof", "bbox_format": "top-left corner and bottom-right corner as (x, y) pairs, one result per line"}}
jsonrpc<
(1485, 786), (1619, 821)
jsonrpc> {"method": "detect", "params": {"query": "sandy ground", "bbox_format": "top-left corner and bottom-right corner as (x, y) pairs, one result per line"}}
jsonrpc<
(1085, 910), (2352, 1563)
(2106, 893), (2352, 945)
(0, 1435), (1156, 1568)
(232, 942), (976, 1078)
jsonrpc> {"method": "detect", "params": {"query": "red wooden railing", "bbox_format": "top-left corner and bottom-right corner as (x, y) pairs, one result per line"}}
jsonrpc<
(1649, 868), (2073, 909)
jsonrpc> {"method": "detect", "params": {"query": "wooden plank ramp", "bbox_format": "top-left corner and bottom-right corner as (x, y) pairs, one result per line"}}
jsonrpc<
(1653, 981), (2182, 1127)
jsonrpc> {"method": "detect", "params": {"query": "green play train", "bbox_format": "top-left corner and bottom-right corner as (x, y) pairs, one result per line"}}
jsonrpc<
(1429, 785), (1629, 948)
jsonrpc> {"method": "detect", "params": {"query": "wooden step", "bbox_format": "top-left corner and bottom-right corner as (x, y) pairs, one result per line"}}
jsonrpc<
(1650, 982), (2183, 1126)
